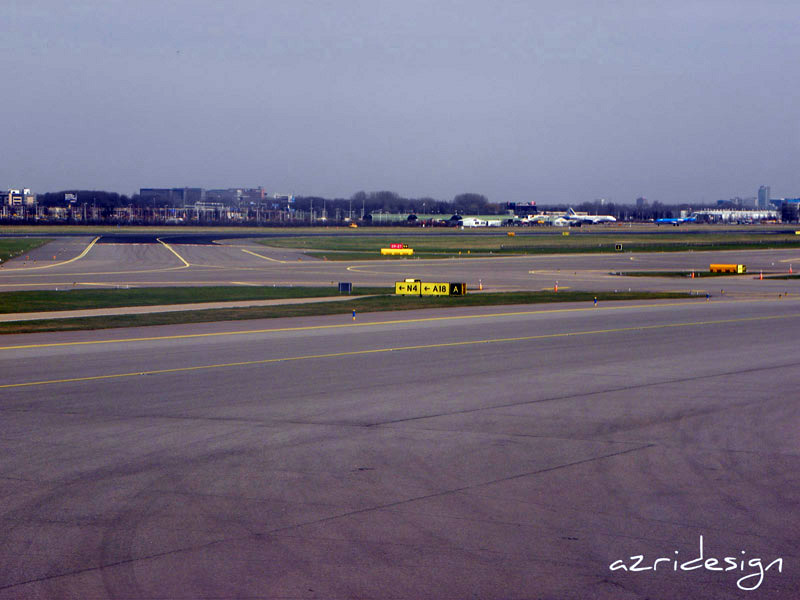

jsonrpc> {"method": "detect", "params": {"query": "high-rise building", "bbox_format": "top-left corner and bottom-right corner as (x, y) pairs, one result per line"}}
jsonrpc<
(758, 185), (771, 209)
(139, 188), (205, 205)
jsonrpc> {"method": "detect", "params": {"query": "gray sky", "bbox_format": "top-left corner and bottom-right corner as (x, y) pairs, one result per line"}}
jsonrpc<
(2, 0), (799, 204)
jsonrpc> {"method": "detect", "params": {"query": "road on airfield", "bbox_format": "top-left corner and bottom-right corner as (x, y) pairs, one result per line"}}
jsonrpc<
(1, 235), (800, 297)
(1, 297), (798, 599)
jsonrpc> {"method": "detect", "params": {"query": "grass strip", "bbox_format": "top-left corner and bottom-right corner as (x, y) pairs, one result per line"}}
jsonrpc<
(0, 239), (52, 263)
(0, 291), (694, 335)
(268, 236), (800, 259)
(0, 286), (391, 314)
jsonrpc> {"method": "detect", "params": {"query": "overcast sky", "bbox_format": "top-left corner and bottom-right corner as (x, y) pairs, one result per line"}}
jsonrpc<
(2, 1), (799, 204)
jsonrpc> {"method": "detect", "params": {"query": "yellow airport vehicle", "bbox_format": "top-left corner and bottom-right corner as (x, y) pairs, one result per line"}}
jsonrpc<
(709, 263), (746, 274)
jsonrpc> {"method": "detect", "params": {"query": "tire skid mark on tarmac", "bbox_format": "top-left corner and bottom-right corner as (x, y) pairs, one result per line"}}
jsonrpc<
(368, 360), (800, 428)
(0, 442), (652, 594)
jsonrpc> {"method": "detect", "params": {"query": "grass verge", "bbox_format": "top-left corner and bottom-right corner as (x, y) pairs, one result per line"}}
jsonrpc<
(0, 238), (52, 263)
(258, 232), (800, 258)
(0, 291), (695, 335)
(0, 286), (390, 314)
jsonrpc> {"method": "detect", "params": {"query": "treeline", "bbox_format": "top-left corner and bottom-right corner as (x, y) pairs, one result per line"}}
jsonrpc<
(293, 191), (496, 216)
(34, 189), (500, 215)
(550, 199), (684, 221)
(32, 189), (718, 221)
(37, 190), (136, 208)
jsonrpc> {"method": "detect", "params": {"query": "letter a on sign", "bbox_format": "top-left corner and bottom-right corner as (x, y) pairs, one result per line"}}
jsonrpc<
(449, 283), (464, 296)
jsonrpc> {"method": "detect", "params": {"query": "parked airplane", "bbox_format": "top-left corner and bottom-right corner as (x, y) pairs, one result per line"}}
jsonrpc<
(566, 208), (616, 224)
(553, 216), (571, 227)
(655, 215), (697, 226)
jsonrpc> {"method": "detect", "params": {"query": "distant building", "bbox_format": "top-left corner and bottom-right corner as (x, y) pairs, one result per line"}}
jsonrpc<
(506, 201), (537, 216)
(2, 188), (36, 207)
(694, 208), (778, 223)
(204, 187), (266, 206)
(758, 185), (771, 209)
(205, 189), (241, 204)
(780, 198), (800, 223)
(139, 188), (205, 205)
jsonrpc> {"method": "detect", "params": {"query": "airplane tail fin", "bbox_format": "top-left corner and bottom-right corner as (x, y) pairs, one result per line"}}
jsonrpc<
(567, 208), (576, 216)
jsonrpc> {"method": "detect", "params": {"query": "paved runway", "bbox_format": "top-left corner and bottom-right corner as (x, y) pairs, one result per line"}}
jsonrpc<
(1, 297), (798, 598)
(1, 236), (800, 298)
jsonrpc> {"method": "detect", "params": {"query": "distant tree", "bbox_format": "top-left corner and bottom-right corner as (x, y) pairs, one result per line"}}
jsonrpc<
(452, 193), (490, 214)
(37, 190), (131, 208)
(350, 191), (368, 217)
(415, 196), (439, 214)
(650, 201), (672, 220)
(368, 191), (403, 212)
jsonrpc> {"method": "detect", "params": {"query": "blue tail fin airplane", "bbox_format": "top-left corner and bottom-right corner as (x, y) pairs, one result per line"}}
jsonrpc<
(656, 215), (697, 226)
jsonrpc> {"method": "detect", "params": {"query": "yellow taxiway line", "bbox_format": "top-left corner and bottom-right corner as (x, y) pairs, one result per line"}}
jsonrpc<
(2, 310), (799, 389)
(241, 248), (287, 263)
(0, 237), (100, 271)
(1, 298), (797, 352)
(157, 239), (190, 268)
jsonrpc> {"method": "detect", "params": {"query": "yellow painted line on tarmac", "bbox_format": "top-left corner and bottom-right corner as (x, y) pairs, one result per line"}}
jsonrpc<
(0, 264), (197, 280)
(0, 237), (100, 271)
(345, 265), (410, 275)
(343, 254), (535, 274)
(241, 249), (287, 263)
(528, 269), (610, 275)
(4, 311), (800, 390)
(0, 279), (255, 288)
(1, 297), (794, 352)
(157, 239), (190, 268)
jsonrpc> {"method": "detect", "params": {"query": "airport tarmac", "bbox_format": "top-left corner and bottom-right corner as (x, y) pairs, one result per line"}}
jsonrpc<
(1, 297), (798, 598)
(1, 235), (799, 298)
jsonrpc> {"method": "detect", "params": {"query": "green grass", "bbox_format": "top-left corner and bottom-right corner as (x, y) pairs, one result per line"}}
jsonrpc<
(0, 238), (52, 263)
(0, 290), (696, 335)
(259, 231), (800, 259)
(0, 286), (391, 314)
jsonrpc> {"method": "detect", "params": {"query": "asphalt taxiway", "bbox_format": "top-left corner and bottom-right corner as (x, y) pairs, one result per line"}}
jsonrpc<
(1, 235), (800, 298)
(1, 297), (798, 598)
